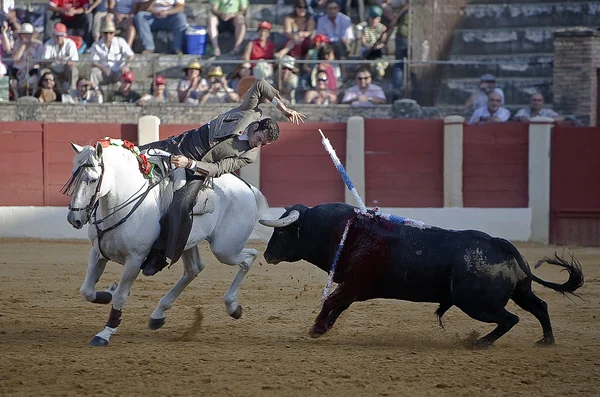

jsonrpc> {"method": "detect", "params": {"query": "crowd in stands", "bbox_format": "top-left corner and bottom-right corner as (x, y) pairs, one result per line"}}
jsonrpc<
(0, 0), (563, 120)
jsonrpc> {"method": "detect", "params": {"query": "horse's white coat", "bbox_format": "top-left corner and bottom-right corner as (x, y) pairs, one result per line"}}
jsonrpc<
(67, 143), (269, 345)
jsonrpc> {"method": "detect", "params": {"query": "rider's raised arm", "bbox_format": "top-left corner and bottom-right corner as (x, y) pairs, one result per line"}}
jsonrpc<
(192, 150), (259, 178)
(239, 79), (281, 111)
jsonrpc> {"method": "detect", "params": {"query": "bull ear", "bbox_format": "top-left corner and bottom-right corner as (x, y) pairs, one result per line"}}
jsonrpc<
(71, 142), (84, 153)
(95, 142), (103, 158)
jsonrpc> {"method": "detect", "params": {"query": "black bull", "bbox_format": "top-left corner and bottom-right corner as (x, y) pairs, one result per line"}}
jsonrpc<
(260, 203), (584, 347)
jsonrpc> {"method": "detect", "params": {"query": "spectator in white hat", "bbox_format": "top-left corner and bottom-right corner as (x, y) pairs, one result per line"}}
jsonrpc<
(11, 23), (44, 96)
(42, 23), (79, 91)
(276, 55), (298, 105)
(466, 73), (505, 110)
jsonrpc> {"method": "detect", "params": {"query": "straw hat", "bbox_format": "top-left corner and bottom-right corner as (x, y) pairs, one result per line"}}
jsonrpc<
(184, 61), (202, 73)
(207, 66), (225, 78)
(100, 19), (118, 33)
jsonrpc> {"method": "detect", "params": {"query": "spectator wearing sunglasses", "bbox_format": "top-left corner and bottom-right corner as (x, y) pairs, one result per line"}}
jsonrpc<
(342, 68), (386, 107)
(304, 70), (337, 104)
(68, 76), (103, 103)
(89, 19), (133, 88)
(276, 55), (299, 105)
(466, 73), (504, 111)
(34, 71), (63, 102)
(275, 0), (315, 59)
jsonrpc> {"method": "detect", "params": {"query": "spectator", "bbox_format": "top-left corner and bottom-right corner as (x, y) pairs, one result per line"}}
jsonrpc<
(315, 0), (353, 60)
(107, 0), (136, 48)
(134, 0), (186, 54)
(109, 69), (140, 102)
(302, 32), (329, 76)
(0, 21), (13, 76)
(466, 73), (505, 110)
(228, 61), (252, 93)
(87, 0), (108, 43)
(138, 74), (173, 105)
(276, 55), (298, 105)
(33, 70), (63, 102)
(310, 44), (340, 92)
(468, 91), (510, 125)
(385, 0), (408, 91)
(360, 6), (386, 60)
(68, 76), (103, 102)
(89, 18), (133, 88)
(198, 65), (239, 104)
(42, 23), (79, 91)
(514, 93), (564, 123)
(177, 60), (208, 104)
(342, 67), (386, 106)
(208, 0), (247, 57)
(243, 20), (275, 63)
(47, 0), (93, 48)
(304, 70), (336, 105)
(275, 0), (315, 59)
(11, 23), (44, 96)
(1, 0), (21, 33)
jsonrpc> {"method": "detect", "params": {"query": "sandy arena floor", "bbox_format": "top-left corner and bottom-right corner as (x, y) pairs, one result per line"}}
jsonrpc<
(0, 239), (599, 396)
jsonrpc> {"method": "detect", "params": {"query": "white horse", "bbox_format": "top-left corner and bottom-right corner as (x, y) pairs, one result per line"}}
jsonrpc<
(66, 141), (269, 346)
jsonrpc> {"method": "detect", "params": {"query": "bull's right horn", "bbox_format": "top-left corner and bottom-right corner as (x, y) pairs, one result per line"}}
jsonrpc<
(259, 210), (300, 228)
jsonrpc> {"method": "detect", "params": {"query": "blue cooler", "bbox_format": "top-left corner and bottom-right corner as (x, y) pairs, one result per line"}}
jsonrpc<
(186, 26), (207, 55)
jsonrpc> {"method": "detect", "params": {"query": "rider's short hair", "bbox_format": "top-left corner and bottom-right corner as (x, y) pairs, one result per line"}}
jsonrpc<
(258, 118), (280, 142)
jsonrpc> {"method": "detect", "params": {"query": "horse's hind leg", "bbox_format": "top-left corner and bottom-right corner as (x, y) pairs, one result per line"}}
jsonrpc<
(89, 259), (142, 347)
(512, 282), (554, 346)
(148, 246), (204, 330)
(80, 249), (114, 304)
(211, 244), (258, 319)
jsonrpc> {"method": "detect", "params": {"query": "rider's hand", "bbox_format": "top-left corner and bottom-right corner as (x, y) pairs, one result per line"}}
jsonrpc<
(283, 108), (307, 125)
(171, 155), (191, 168)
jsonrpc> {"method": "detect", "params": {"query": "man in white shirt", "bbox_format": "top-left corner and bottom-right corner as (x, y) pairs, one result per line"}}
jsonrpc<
(468, 91), (510, 125)
(513, 93), (563, 123)
(134, 0), (187, 54)
(342, 68), (386, 107)
(316, 0), (353, 59)
(466, 73), (505, 111)
(89, 18), (134, 87)
(42, 23), (79, 91)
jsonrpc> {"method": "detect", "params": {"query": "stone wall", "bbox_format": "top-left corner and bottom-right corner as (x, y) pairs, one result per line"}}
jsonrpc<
(552, 27), (600, 127)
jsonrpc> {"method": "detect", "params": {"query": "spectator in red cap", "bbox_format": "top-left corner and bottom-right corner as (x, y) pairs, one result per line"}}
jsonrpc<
(47, 0), (94, 48)
(302, 33), (329, 76)
(242, 21), (275, 64)
(138, 74), (173, 106)
(208, 0), (247, 56)
(275, 0), (315, 59)
(41, 23), (79, 91)
(109, 70), (141, 103)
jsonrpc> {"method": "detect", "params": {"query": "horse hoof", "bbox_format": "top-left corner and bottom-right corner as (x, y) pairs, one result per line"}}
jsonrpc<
(148, 317), (166, 330)
(88, 336), (109, 347)
(230, 305), (243, 320)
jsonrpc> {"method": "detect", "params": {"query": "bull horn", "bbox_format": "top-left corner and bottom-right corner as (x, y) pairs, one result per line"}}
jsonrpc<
(259, 210), (300, 228)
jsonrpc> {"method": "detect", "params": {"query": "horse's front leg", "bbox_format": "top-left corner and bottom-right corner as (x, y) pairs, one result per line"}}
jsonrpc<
(80, 249), (114, 303)
(89, 258), (142, 347)
(148, 246), (205, 330)
(214, 247), (258, 319)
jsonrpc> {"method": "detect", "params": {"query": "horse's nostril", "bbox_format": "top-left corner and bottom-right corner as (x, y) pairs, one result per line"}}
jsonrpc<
(75, 220), (82, 228)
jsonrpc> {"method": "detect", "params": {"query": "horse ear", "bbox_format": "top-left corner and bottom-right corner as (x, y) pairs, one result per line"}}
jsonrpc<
(95, 142), (103, 158)
(71, 142), (84, 153)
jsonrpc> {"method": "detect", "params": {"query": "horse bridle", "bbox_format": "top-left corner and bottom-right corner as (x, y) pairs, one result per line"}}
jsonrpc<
(67, 160), (105, 219)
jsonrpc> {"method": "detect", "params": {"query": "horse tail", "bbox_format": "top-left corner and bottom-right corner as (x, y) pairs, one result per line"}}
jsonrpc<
(496, 238), (584, 295)
(248, 184), (272, 242)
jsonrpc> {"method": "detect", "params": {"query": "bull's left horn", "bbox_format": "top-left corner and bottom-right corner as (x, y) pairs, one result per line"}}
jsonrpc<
(259, 210), (300, 228)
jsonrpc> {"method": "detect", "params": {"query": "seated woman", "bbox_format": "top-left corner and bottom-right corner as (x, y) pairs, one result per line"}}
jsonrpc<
(138, 75), (173, 106)
(243, 21), (276, 63)
(310, 44), (341, 92)
(304, 70), (337, 105)
(177, 60), (208, 104)
(275, 0), (315, 59)
(33, 71), (63, 102)
(228, 61), (253, 93)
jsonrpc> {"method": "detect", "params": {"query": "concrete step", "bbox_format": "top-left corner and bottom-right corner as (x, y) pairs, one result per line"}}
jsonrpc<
(450, 26), (558, 56)
(443, 53), (554, 79)
(438, 76), (552, 107)
(460, 2), (600, 30)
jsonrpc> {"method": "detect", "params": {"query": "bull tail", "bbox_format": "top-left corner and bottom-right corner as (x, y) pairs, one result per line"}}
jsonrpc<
(496, 238), (584, 295)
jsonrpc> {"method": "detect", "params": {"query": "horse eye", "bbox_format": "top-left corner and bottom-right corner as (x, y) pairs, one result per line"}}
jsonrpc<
(89, 178), (98, 184)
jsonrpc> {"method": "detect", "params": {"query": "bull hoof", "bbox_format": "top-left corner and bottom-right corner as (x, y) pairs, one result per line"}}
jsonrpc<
(148, 317), (166, 330)
(309, 325), (327, 338)
(229, 305), (243, 320)
(88, 336), (109, 347)
(536, 337), (555, 346)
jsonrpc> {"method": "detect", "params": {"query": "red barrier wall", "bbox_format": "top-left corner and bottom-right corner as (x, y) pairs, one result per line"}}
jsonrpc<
(260, 123), (347, 207)
(463, 122), (529, 207)
(551, 126), (600, 245)
(364, 119), (444, 207)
